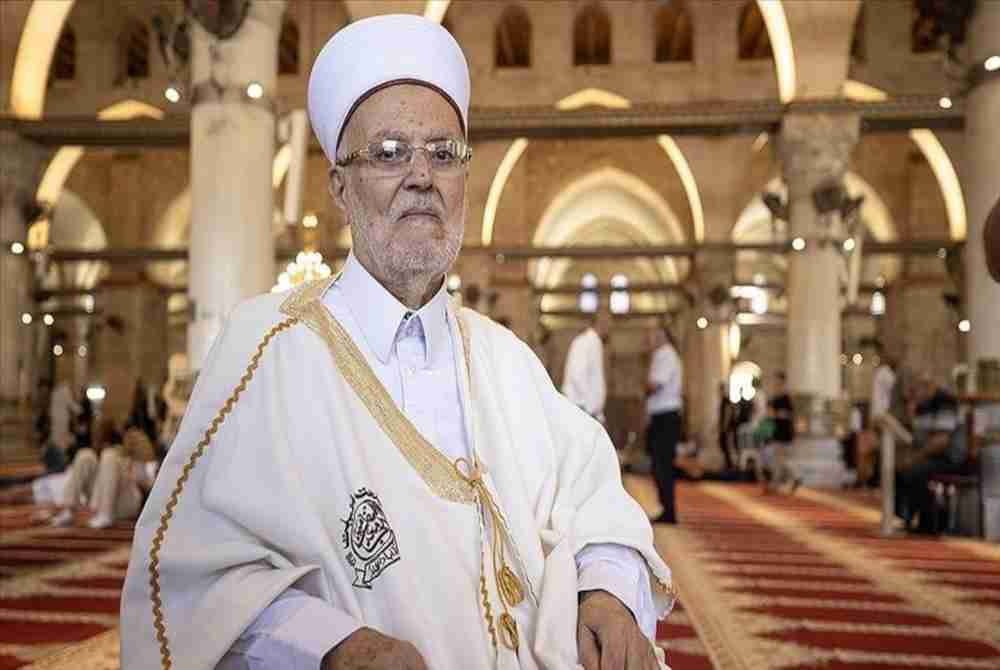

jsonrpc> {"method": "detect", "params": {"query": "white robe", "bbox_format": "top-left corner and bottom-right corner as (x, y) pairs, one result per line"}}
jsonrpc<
(120, 278), (673, 670)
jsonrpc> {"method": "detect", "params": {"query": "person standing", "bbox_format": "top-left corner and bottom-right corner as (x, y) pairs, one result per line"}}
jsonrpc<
(646, 325), (683, 524)
(717, 382), (735, 471)
(764, 372), (800, 493)
(46, 381), (80, 473)
(562, 312), (609, 422)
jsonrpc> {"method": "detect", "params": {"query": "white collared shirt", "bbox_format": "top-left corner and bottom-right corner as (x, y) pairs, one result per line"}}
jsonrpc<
(647, 343), (683, 416)
(562, 327), (607, 419)
(222, 254), (653, 669)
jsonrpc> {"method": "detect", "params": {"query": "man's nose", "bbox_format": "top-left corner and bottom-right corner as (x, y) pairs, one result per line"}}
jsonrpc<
(403, 148), (433, 188)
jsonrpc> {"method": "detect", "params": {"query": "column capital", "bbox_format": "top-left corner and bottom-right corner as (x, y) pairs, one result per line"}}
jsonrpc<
(0, 130), (47, 204)
(778, 113), (859, 191)
(692, 253), (735, 322)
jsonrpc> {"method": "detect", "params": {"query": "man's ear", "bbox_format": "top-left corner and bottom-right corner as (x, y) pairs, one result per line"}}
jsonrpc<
(329, 167), (348, 212)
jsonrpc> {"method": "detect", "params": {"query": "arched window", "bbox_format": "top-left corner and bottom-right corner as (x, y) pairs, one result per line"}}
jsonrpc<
(52, 26), (76, 81)
(496, 5), (531, 68)
(574, 3), (611, 66)
(278, 18), (300, 75)
(850, 3), (866, 63)
(122, 21), (150, 80)
(911, 1), (942, 53)
(609, 274), (630, 314)
(870, 290), (886, 316)
(579, 273), (599, 313)
(654, 1), (693, 63)
(737, 2), (772, 61)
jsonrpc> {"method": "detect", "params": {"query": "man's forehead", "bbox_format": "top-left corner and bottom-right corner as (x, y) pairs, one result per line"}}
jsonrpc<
(343, 85), (464, 141)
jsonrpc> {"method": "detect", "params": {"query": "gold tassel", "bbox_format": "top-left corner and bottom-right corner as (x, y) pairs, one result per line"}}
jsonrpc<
(498, 565), (525, 607)
(499, 613), (520, 650)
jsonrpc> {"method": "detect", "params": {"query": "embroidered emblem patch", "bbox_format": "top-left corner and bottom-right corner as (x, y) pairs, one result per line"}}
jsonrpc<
(342, 488), (401, 589)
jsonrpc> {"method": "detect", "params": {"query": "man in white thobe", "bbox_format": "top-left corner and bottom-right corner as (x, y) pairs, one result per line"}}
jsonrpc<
(121, 15), (673, 670)
(562, 314), (609, 422)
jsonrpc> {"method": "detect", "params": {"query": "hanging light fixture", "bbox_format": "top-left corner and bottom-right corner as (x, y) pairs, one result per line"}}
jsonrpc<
(272, 213), (332, 292)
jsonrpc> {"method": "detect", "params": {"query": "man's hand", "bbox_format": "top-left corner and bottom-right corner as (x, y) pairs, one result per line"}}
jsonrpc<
(577, 590), (659, 670)
(322, 627), (428, 670)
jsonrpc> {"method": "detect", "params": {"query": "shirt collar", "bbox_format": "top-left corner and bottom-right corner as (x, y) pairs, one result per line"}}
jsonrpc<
(329, 252), (450, 365)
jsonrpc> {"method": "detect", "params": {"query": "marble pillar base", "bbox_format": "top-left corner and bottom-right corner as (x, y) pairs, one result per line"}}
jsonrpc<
(786, 436), (849, 488)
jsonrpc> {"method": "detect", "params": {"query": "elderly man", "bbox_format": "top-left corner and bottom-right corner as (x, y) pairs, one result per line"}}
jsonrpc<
(121, 15), (672, 670)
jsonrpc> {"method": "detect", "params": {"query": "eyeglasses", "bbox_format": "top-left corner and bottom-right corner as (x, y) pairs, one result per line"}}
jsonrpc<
(335, 138), (472, 175)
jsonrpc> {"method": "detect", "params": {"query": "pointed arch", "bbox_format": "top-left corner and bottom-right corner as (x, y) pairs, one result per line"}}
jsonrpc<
(655, 0), (693, 63)
(911, 1), (943, 54)
(842, 80), (966, 241)
(120, 19), (150, 80)
(37, 100), (165, 207)
(495, 4), (531, 68)
(532, 167), (686, 289)
(574, 3), (611, 66)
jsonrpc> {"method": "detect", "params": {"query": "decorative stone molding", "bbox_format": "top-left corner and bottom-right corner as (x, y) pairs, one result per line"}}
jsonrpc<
(778, 113), (859, 196)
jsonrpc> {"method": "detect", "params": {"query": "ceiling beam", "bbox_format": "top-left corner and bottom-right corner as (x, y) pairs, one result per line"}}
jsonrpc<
(31, 239), (961, 264)
(0, 96), (962, 147)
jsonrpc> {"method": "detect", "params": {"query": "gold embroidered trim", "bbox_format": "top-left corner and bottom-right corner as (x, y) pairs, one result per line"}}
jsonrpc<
(280, 287), (477, 504)
(148, 318), (297, 670)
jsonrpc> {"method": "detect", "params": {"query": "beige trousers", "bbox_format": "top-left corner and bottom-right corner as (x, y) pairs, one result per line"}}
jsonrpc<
(62, 447), (143, 521)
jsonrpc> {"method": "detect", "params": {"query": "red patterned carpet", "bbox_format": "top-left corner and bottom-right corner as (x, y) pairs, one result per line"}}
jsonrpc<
(2, 480), (1000, 668)
(0, 504), (132, 669)
(647, 481), (1000, 670)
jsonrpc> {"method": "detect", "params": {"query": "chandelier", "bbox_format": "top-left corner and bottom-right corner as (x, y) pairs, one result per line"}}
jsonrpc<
(272, 213), (332, 293)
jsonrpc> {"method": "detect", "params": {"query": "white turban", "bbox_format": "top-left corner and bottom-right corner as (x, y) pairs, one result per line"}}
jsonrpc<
(307, 14), (471, 163)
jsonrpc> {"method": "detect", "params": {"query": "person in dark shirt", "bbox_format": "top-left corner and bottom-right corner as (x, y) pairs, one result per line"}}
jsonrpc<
(763, 372), (801, 493)
(896, 376), (967, 533)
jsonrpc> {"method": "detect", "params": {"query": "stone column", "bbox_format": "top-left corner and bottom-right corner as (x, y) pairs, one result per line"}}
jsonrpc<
(187, 2), (286, 370)
(690, 262), (734, 472)
(964, 3), (1000, 390)
(0, 131), (46, 457)
(779, 113), (859, 486)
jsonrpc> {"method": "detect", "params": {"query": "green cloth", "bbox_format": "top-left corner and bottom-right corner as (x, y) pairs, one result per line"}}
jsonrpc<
(752, 418), (776, 443)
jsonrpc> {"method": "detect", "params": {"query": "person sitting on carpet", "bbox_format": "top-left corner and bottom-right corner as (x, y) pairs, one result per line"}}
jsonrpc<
(895, 375), (967, 534)
(48, 418), (158, 529)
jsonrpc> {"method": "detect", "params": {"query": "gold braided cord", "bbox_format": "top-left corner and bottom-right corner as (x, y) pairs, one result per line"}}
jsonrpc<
(148, 318), (298, 670)
(454, 457), (523, 650)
